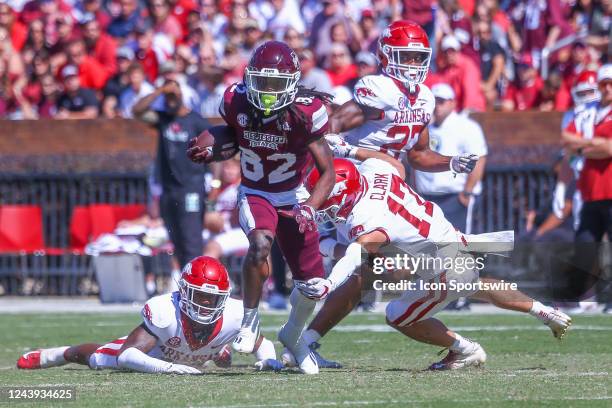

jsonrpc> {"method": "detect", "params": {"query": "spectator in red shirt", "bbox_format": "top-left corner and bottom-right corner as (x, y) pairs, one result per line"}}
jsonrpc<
(561, 64), (612, 312)
(168, 0), (197, 39)
(324, 43), (358, 87)
(429, 35), (486, 112)
(134, 25), (161, 83)
(22, 19), (47, 57)
(148, 0), (183, 43)
(65, 39), (109, 90)
(82, 18), (117, 78)
(0, 4), (27, 51)
(502, 54), (545, 111)
(438, 0), (479, 66)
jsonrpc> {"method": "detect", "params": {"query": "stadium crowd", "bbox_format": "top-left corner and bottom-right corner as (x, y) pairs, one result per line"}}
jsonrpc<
(0, 0), (609, 119)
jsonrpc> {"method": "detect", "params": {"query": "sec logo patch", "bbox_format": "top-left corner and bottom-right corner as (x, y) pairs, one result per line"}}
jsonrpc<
(167, 336), (181, 347)
(398, 96), (406, 110)
(237, 113), (248, 127)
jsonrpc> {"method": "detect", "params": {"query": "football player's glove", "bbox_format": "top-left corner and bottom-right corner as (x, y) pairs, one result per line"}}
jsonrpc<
(325, 134), (357, 159)
(254, 359), (285, 372)
(279, 204), (317, 233)
(296, 278), (333, 300)
(167, 363), (202, 374)
(450, 154), (479, 174)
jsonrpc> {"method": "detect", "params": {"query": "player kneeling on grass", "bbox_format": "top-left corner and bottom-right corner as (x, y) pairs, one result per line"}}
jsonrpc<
(291, 158), (572, 373)
(17, 256), (282, 374)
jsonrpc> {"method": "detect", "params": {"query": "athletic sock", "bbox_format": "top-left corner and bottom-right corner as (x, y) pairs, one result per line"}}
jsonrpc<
(301, 329), (322, 347)
(280, 288), (316, 347)
(449, 334), (475, 354)
(529, 301), (554, 322)
(241, 307), (259, 330)
(40, 346), (69, 368)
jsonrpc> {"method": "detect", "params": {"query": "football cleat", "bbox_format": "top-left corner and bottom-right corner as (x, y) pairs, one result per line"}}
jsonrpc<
(17, 350), (42, 369)
(429, 342), (487, 371)
(539, 309), (572, 339)
(281, 343), (343, 369)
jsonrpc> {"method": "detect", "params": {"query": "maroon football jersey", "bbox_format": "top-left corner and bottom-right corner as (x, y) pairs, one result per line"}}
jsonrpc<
(220, 83), (329, 193)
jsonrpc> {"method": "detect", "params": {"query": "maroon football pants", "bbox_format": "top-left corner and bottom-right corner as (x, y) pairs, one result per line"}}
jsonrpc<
(238, 194), (324, 281)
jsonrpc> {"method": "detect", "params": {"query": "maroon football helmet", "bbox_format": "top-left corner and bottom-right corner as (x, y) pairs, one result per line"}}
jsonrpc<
(306, 159), (364, 225)
(178, 256), (231, 324)
(244, 40), (301, 114)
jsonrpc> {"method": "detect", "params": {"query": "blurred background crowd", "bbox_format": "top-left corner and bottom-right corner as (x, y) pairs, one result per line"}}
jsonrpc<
(0, 0), (609, 119)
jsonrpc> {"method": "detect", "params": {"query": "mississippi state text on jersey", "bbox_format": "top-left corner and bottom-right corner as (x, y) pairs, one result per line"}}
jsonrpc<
(220, 83), (329, 193)
(345, 75), (435, 159)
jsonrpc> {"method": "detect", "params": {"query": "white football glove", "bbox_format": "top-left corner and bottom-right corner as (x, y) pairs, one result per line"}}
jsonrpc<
(450, 154), (479, 174)
(166, 363), (202, 374)
(325, 134), (357, 159)
(254, 359), (285, 372)
(296, 278), (333, 300)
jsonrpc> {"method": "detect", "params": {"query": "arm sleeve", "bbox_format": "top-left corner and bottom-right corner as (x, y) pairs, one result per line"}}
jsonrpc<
(254, 337), (277, 361)
(117, 347), (173, 373)
(327, 242), (364, 289)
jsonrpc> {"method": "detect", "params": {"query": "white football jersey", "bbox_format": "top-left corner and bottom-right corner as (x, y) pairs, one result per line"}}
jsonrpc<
(337, 159), (460, 274)
(344, 75), (435, 159)
(141, 292), (243, 368)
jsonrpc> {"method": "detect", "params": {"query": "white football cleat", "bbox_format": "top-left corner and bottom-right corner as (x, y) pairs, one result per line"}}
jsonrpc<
(538, 309), (572, 339)
(279, 331), (318, 374)
(429, 342), (487, 371)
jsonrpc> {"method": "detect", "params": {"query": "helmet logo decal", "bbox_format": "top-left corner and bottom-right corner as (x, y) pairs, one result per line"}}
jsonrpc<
(383, 28), (391, 38)
(183, 263), (192, 276)
(330, 180), (347, 197)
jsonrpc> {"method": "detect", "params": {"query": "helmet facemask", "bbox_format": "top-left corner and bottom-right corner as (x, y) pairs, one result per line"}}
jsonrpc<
(571, 85), (601, 105)
(245, 67), (300, 115)
(178, 279), (230, 325)
(381, 44), (431, 85)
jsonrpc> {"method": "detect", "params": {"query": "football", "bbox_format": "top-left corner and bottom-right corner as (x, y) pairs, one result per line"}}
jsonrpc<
(189, 125), (239, 163)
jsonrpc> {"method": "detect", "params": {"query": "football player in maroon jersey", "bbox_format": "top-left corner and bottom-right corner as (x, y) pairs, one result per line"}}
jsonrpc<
(188, 41), (336, 373)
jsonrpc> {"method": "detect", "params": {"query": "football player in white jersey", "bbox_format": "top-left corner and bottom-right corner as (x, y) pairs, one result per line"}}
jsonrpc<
(289, 158), (572, 374)
(17, 256), (282, 374)
(325, 20), (478, 175)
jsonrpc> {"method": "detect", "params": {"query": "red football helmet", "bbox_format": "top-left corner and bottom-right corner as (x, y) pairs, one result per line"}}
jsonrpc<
(571, 70), (600, 105)
(244, 40), (301, 114)
(306, 159), (364, 225)
(178, 256), (231, 324)
(378, 20), (432, 85)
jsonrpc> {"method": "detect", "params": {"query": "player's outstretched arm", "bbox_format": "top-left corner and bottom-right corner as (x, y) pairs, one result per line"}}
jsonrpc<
(304, 138), (335, 210)
(117, 324), (201, 374)
(407, 127), (478, 173)
(329, 100), (383, 133)
(299, 230), (388, 300)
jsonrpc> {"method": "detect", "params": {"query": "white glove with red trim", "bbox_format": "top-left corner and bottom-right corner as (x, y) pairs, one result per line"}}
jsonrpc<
(296, 278), (333, 300)
(291, 204), (317, 233)
(325, 134), (357, 159)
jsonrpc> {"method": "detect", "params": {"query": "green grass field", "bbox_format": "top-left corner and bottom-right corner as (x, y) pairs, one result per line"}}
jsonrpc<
(1, 312), (611, 407)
